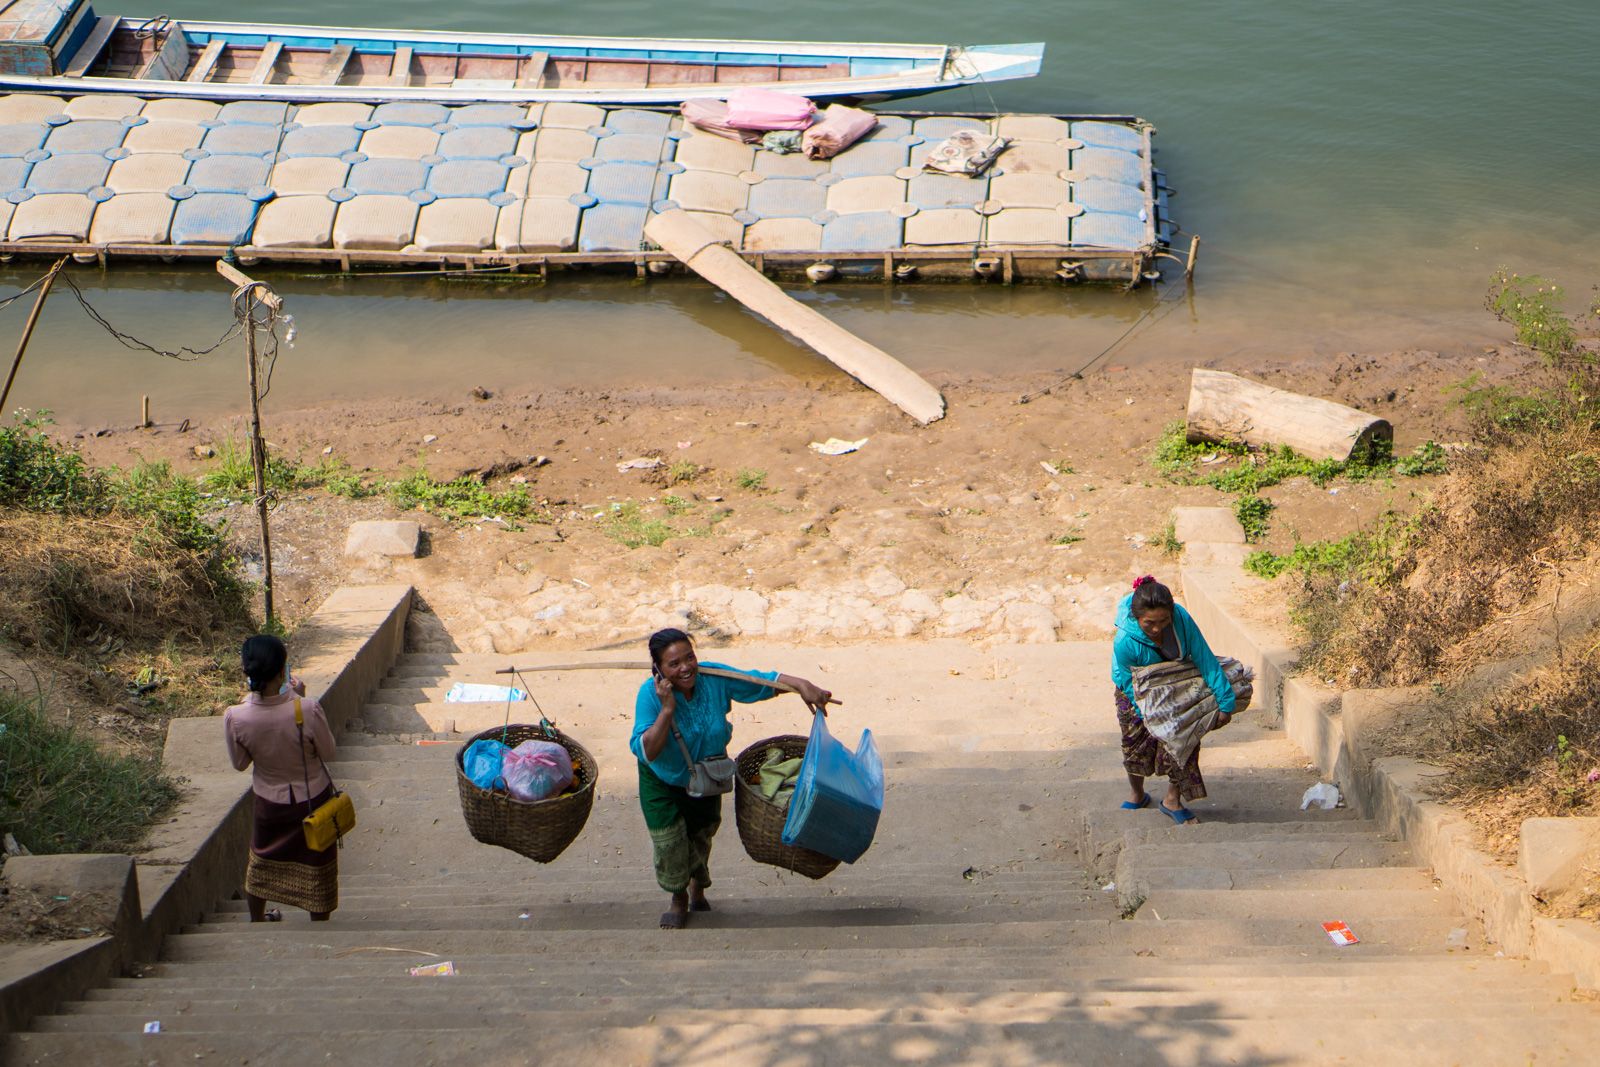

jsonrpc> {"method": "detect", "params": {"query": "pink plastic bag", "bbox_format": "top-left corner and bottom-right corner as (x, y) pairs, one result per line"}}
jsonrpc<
(680, 98), (760, 143)
(725, 88), (816, 131)
(501, 739), (574, 802)
(803, 104), (879, 160)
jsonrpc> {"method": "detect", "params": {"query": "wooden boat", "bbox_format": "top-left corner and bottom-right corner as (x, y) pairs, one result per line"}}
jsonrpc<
(0, 1), (1044, 104)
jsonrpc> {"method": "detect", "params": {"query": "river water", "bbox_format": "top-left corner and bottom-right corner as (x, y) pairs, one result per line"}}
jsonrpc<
(6, 1), (1597, 426)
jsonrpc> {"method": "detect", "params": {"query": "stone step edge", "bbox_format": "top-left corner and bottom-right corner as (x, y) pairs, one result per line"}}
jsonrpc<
(1176, 520), (1600, 992)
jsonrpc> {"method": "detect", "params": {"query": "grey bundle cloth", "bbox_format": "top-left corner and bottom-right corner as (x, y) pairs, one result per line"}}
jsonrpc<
(1131, 657), (1255, 767)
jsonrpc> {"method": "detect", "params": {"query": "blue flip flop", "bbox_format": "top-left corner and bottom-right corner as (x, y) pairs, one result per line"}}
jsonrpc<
(1121, 792), (1153, 810)
(1158, 802), (1196, 824)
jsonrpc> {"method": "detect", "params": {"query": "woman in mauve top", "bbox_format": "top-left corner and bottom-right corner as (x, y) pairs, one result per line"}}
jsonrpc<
(223, 634), (339, 922)
(631, 627), (839, 930)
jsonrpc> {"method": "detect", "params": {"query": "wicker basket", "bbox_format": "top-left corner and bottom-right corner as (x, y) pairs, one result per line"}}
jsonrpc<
(455, 723), (598, 863)
(733, 734), (840, 881)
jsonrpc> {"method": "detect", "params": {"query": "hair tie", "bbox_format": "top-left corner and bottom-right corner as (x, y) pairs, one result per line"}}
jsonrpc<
(1132, 575), (1155, 590)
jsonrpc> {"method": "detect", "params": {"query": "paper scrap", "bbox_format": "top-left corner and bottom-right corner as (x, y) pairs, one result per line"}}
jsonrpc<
(143, 1021), (161, 1034)
(808, 437), (868, 456)
(445, 683), (526, 703)
(409, 961), (457, 977)
(1322, 921), (1359, 947)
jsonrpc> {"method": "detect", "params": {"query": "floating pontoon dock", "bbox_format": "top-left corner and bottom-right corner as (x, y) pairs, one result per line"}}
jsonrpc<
(0, 94), (1178, 284)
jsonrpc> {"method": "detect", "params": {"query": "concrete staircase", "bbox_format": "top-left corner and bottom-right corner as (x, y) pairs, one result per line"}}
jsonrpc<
(9, 644), (1599, 1065)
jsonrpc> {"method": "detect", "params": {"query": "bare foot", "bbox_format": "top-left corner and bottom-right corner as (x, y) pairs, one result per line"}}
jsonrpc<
(660, 891), (689, 929)
(688, 878), (711, 912)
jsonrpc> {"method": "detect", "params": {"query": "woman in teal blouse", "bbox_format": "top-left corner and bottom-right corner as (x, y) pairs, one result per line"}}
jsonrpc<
(1111, 576), (1236, 824)
(631, 627), (838, 929)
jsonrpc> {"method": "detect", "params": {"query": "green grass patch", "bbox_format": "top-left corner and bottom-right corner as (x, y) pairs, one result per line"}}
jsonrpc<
(1154, 518), (1184, 558)
(1051, 532), (1084, 545)
(387, 468), (537, 524)
(666, 460), (701, 485)
(1232, 494), (1275, 544)
(1244, 532), (1375, 580)
(735, 468), (768, 491)
(0, 692), (181, 854)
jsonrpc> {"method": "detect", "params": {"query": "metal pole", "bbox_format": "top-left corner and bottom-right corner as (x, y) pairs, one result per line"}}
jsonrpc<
(0, 257), (68, 414)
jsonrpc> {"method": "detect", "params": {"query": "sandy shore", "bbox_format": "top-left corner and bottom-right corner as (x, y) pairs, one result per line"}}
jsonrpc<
(66, 342), (1542, 650)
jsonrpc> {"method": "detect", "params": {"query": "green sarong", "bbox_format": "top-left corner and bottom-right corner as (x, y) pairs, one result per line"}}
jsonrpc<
(638, 762), (722, 893)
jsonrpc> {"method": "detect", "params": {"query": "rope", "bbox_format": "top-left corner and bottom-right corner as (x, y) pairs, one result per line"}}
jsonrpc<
(1016, 278), (1190, 404)
(58, 271), (243, 360)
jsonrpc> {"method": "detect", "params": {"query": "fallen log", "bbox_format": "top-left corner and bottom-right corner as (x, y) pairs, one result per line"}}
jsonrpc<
(1185, 368), (1392, 462)
(643, 210), (946, 425)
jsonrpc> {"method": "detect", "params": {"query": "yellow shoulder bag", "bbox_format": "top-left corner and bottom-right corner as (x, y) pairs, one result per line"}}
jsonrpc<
(295, 698), (356, 852)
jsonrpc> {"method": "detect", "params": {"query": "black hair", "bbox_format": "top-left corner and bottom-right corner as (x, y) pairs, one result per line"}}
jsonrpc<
(647, 627), (693, 666)
(1129, 575), (1175, 618)
(241, 634), (288, 693)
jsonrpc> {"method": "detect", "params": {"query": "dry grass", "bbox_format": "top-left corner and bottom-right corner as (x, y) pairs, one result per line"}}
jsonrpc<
(1291, 421), (1600, 688)
(0, 511), (239, 655)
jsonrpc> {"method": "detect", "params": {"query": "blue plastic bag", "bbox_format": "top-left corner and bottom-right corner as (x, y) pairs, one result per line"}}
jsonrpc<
(781, 711), (883, 863)
(462, 738), (510, 790)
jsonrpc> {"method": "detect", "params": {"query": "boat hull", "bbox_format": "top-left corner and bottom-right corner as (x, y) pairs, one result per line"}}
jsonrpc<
(3, 9), (1044, 104)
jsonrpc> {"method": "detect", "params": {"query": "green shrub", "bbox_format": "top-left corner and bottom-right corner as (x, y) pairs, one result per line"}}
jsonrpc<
(735, 468), (768, 491)
(1233, 494), (1275, 543)
(0, 693), (180, 854)
(387, 468), (536, 523)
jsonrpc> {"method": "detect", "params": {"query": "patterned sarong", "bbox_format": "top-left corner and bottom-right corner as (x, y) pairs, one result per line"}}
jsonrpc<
(243, 786), (338, 914)
(638, 762), (721, 893)
(1115, 688), (1207, 803)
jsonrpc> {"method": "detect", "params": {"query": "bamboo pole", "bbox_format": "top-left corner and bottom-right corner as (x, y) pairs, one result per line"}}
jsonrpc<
(494, 661), (800, 694)
(216, 260), (282, 625)
(0, 257), (68, 414)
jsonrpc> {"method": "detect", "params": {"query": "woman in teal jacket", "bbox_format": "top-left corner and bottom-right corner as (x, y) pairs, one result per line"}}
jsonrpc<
(1111, 575), (1236, 824)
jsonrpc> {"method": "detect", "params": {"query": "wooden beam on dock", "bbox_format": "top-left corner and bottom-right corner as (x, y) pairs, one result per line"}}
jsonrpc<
(316, 43), (354, 85)
(644, 210), (946, 425)
(389, 46), (414, 86)
(248, 42), (282, 85)
(517, 51), (549, 88)
(187, 40), (224, 82)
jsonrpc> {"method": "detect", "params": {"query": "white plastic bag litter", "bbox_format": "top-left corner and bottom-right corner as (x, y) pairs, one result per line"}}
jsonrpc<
(1301, 782), (1342, 810)
(445, 683), (526, 703)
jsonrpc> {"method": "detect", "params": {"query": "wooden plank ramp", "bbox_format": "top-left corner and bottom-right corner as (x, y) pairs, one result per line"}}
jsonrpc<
(644, 210), (946, 425)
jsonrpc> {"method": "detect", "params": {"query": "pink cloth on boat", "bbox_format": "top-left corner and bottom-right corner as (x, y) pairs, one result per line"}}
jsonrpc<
(724, 88), (816, 131)
(681, 99), (760, 143)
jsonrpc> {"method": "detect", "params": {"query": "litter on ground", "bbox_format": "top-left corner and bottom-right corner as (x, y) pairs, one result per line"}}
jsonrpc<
(1301, 782), (1342, 810)
(1322, 921), (1360, 947)
(810, 437), (869, 456)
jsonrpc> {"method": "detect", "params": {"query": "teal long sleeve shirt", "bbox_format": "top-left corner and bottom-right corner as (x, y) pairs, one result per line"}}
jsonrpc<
(630, 662), (781, 788)
(1110, 593), (1236, 717)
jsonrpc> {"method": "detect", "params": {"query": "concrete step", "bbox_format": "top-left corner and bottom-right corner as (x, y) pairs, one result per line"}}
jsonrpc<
(1131, 866), (1441, 893)
(1114, 838), (1412, 872)
(119, 954), (1558, 984)
(48, 988), (1582, 1026)
(15, 1016), (1600, 1064)
(1127, 888), (1458, 922)
(332, 861), (1092, 892)
(95, 963), (1566, 998)
(155, 917), (1475, 961)
(217, 881), (1101, 911)
(192, 893), (1112, 930)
